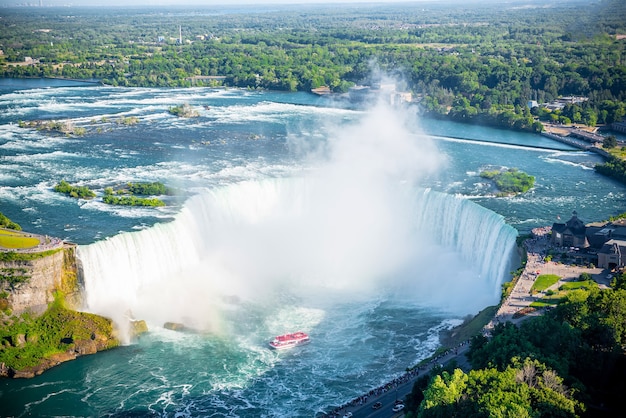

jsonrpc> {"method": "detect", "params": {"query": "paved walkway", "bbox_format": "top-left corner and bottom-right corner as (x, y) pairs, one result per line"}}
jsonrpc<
(321, 340), (472, 418)
(323, 226), (610, 418)
(0, 228), (65, 253)
(486, 226), (604, 329)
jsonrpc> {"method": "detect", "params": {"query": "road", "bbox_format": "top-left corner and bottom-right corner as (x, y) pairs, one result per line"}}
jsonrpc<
(327, 344), (471, 418)
(326, 226), (610, 418)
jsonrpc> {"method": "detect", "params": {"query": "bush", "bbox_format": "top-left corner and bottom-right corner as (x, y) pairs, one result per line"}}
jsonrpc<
(127, 182), (168, 196)
(53, 181), (95, 199)
(0, 212), (21, 230)
(480, 168), (535, 194)
(0, 304), (118, 370)
(102, 195), (165, 207)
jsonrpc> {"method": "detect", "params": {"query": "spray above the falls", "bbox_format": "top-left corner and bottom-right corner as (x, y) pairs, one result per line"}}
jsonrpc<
(77, 95), (517, 338)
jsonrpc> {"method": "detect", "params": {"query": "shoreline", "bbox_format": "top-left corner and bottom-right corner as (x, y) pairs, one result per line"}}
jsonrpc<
(0, 77), (612, 158)
(325, 226), (610, 417)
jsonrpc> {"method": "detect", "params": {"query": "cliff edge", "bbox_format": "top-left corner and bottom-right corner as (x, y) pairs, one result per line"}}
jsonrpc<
(0, 238), (126, 378)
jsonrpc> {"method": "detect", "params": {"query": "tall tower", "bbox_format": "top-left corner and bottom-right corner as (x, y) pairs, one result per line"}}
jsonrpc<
(179, 25), (182, 44)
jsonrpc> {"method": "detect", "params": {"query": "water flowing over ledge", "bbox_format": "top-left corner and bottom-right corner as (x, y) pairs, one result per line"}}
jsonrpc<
(77, 178), (517, 337)
(411, 188), (518, 297)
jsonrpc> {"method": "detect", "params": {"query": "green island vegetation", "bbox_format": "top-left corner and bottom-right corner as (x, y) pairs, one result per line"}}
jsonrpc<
(168, 104), (199, 118)
(116, 116), (139, 126)
(0, 294), (119, 372)
(102, 194), (165, 207)
(0, 212), (21, 231)
(102, 182), (168, 206)
(480, 168), (535, 196)
(127, 181), (169, 196)
(405, 271), (626, 417)
(53, 180), (96, 199)
(17, 120), (86, 136)
(1, 0), (626, 405)
(0, 0), (625, 135)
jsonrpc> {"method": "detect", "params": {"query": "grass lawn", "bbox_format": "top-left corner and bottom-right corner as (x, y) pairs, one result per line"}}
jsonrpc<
(440, 305), (498, 347)
(530, 299), (561, 308)
(531, 274), (560, 293)
(0, 230), (40, 249)
(559, 280), (598, 291)
(531, 280), (598, 308)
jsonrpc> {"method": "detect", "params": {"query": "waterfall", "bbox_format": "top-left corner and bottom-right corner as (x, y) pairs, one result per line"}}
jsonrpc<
(410, 189), (518, 293)
(77, 178), (518, 334)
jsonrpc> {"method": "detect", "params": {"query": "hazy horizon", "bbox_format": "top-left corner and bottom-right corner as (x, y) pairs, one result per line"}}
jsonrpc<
(0, 0), (588, 8)
(1, 0), (431, 7)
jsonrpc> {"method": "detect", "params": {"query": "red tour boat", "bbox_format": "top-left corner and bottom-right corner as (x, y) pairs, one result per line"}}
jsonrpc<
(269, 332), (310, 350)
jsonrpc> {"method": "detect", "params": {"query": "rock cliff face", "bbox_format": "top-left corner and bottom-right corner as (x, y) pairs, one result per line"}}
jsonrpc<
(0, 245), (82, 315)
(0, 245), (147, 379)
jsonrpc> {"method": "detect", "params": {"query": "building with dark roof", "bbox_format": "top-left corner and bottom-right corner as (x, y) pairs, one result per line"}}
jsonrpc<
(551, 211), (589, 248)
(549, 211), (626, 269)
(598, 240), (626, 270)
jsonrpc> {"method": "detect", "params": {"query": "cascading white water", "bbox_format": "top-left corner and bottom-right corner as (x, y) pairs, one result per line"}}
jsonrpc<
(412, 188), (518, 290)
(77, 177), (518, 340)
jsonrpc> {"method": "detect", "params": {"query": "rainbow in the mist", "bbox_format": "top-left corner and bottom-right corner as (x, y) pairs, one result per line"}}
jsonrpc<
(72, 98), (517, 417)
(77, 99), (518, 342)
(9, 80), (602, 417)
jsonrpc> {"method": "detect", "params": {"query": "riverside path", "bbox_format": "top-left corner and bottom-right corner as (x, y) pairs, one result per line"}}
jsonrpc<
(323, 225), (610, 418)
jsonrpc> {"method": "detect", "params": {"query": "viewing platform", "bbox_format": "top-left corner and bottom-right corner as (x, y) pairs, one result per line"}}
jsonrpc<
(0, 228), (66, 254)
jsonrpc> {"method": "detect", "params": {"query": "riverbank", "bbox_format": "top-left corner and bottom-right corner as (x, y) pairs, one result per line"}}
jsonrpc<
(486, 226), (604, 329)
(326, 225), (610, 418)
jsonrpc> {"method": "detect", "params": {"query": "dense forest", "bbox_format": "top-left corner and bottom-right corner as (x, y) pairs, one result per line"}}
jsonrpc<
(1, 0), (625, 132)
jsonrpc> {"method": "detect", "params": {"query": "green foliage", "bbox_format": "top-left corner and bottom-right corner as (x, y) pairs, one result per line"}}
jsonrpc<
(0, 267), (30, 288)
(440, 306), (498, 348)
(417, 361), (581, 418)
(0, 230), (40, 249)
(0, 248), (62, 262)
(480, 168), (535, 195)
(0, 305), (118, 370)
(168, 104), (198, 118)
(102, 182), (168, 206)
(462, 285), (626, 416)
(117, 116), (139, 125)
(1, 1), (625, 133)
(102, 195), (165, 207)
(559, 280), (597, 291)
(0, 212), (21, 231)
(18, 119), (86, 136)
(603, 135), (618, 149)
(595, 155), (626, 185)
(126, 182), (168, 196)
(53, 180), (96, 199)
(608, 211), (626, 222)
(611, 271), (626, 290)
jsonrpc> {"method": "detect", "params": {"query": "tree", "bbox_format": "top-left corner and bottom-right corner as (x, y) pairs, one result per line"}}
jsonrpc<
(417, 362), (581, 418)
(603, 135), (617, 149)
(418, 369), (471, 417)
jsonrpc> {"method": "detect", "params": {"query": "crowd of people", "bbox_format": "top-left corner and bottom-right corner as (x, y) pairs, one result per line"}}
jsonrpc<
(0, 232), (65, 254)
(320, 339), (471, 418)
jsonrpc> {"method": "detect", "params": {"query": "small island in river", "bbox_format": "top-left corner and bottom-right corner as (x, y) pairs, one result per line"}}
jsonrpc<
(480, 168), (535, 197)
